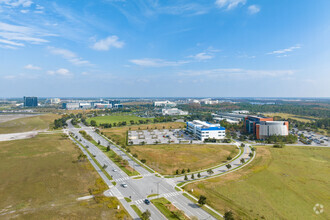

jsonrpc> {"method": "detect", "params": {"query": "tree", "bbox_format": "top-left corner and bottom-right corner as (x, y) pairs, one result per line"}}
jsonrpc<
(197, 172), (201, 178)
(249, 152), (253, 157)
(133, 153), (138, 158)
(226, 164), (232, 169)
(141, 159), (146, 163)
(175, 169), (179, 175)
(103, 164), (108, 169)
(107, 145), (110, 152)
(207, 169), (214, 175)
(240, 143), (245, 148)
(187, 168), (190, 173)
(224, 210), (235, 220)
(141, 209), (151, 220)
(227, 156), (232, 160)
(184, 175), (188, 180)
(198, 195), (207, 206)
(90, 120), (97, 126)
(240, 158), (245, 164)
(98, 140), (101, 145)
(191, 173), (195, 179)
(181, 169), (186, 174)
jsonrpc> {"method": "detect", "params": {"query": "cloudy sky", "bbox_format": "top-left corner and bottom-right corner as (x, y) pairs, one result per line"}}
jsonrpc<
(0, 0), (329, 97)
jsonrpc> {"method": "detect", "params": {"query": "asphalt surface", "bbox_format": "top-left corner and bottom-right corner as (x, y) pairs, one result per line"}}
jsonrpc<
(67, 121), (217, 220)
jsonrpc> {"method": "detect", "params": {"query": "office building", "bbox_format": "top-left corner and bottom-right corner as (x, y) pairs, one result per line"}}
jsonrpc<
(24, 96), (38, 107)
(162, 108), (188, 116)
(244, 116), (289, 139)
(154, 100), (176, 107)
(187, 120), (226, 141)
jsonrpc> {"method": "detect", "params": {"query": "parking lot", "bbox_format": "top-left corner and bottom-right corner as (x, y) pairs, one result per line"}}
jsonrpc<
(128, 129), (202, 145)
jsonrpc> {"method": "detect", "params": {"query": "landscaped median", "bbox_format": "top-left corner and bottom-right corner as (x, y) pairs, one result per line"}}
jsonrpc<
(99, 132), (155, 173)
(78, 130), (140, 176)
(70, 135), (113, 181)
(151, 197), (189, 220)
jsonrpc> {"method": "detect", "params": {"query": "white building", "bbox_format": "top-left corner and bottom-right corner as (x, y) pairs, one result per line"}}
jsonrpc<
(154, 100), (176, 107)
(50, 98), (61, 104)
(258, 121), (289, 139)
(232, 110), (249, 114)
(162, 108), (188, 116)
(186, 120), (226, 141)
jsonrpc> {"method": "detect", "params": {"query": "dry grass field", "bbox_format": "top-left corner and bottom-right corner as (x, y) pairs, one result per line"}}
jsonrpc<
(0, 133), (130, 219)
(184, 146), (330, 220)
(130, 144), (238, 175)
(264, 112), (317, 123)
(102, 122), (186, 147)
(0, 114), (59, 134)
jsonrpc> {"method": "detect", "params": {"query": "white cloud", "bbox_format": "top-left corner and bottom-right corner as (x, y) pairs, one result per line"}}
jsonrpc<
(0, 0), (33, 8)
(190, 52), (214, 61)
(47, 68), (71, 76)
(0, 22), (50, 48)
(267, 45), (301, 55)
(24, 64), (41, 70)
(0, 38), (24, 46)
(20, 9), (29, 13)
(178, 68), (295, 78)
(248, 5), (260, 14)
(48, 47), (91, 66)
(215, 0), (246, 10)
(92, 35), (124, 51)
(130, 58), (189, 67)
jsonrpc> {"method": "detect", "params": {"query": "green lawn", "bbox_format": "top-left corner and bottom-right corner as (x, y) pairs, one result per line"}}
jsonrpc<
(151, 197), (188, 220)
(0, 114), (59, 134)
(0, 133), (130, 219)
(131, 204), (143, 217)
(184, 146), (330, 220)
(87, 115), (143, 126)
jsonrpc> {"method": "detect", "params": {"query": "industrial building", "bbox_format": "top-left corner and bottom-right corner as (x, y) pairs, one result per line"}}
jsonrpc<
(244, 116), (288, 139)
(62, 99), (121, 110)
(257, 121), (289, 139)
(162, 108), (188, 116)
(154, 100), (176, 107)
(24, 96), (38, 107)
(213, 112), (247, 124)
(187, 120), (226, 141)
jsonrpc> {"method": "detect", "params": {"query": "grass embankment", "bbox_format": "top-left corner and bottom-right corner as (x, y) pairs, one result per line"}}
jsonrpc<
(131, 204), (143, 217)
(0, 114), (59, 134)
(102, 122), (186, 147)
(130, 144), (238, 175)
(0, 133), (130, 219)
(79, 130), (139, 176)
(87, 115), (143, 126)
(264, 112), (317, 123)
(184, 146), (330, 220)
(151, 197), (188, 220)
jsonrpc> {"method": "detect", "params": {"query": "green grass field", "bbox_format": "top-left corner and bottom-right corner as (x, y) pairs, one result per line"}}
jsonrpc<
(0, 133), (130, 219)
(102, 122), (186, 147)
(184, 146), (330, 219)
(87, 115), (143, 125)
(0, 114), (59, 134)
(130, 144), (238, 175)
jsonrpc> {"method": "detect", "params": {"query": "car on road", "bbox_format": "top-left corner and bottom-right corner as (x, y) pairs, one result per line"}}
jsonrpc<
(113, 169), (117, 172)
(121, 183), (128, 188)
(144, 199), (150, 205)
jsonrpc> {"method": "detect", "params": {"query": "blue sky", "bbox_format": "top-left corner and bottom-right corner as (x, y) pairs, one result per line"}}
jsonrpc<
(0, 0), (329, 97)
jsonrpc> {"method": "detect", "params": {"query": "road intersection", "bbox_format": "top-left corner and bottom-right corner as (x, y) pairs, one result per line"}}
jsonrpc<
(67, 121), (255, 219)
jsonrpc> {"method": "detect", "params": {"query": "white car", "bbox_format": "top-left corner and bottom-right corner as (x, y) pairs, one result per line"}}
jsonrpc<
(121, 183), (128, 188)
(113, 169), (117, 172)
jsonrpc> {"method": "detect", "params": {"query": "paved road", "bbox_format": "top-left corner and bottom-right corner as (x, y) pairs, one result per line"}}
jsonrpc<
(68, 121), (216, 220)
